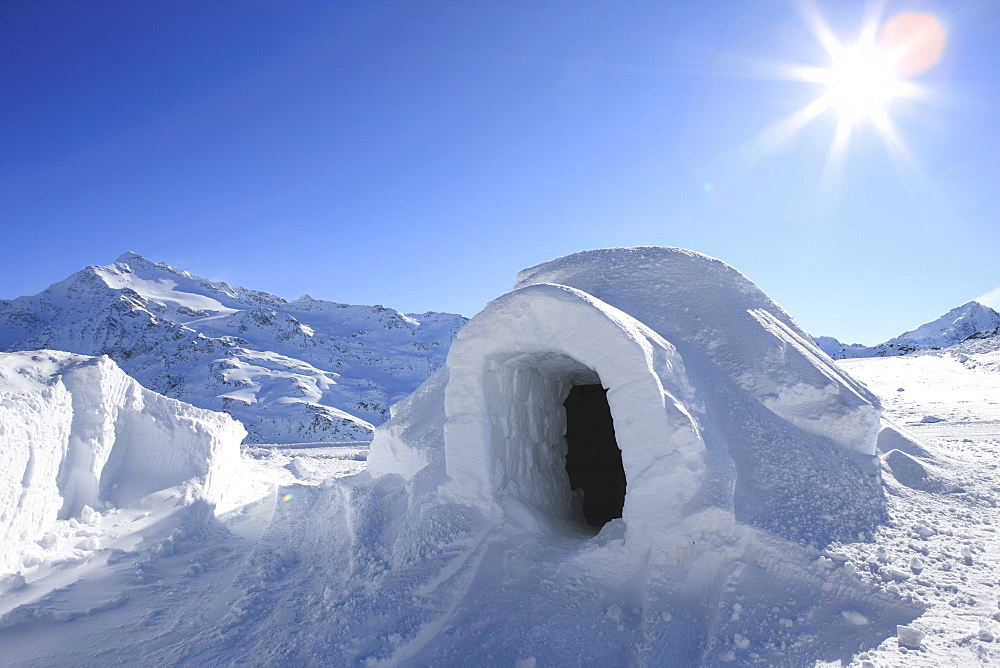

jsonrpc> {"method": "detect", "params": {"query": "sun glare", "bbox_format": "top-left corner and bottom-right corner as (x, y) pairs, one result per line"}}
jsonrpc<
(820, 43), (902, 125)
(743, 2), (947, 197)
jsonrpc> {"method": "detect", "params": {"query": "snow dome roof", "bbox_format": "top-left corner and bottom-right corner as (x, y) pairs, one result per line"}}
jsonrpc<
(370, 247), (887, 546)
(515, 247), (881, 454)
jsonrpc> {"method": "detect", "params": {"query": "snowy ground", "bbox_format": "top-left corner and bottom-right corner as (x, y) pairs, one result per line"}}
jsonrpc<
(2, 349), (999, 665)
(835, 348), (1000, 666)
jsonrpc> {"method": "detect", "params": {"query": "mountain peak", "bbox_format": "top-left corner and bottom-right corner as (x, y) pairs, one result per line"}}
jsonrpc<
(950, 300), (991, 313)
(0, 254), (467, 444)
(115, 251), (146, 264)
(892, 300), (1000, 348)
(817, 299), (1000, 359)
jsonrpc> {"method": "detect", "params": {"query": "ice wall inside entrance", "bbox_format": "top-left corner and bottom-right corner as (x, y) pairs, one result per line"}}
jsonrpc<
(481, 354), (593, 525)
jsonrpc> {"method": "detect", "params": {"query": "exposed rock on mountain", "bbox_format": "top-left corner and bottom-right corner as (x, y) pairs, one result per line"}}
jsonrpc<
(0, 252), (466, 443)
(817, 301), (1000, 359)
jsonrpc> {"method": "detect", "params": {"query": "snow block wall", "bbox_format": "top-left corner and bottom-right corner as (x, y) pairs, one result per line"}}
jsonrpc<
(440, 284), (704, 540)
(514, 247), (881, 455)
(371, 247), (887, 546)
(0, 350), (247, 573)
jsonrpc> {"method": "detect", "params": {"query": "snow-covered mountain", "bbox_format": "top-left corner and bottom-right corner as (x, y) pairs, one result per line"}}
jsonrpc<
(0, 252), (466, 443)
(817, 300), (1000, 359)
(890, 300), (1000, 348)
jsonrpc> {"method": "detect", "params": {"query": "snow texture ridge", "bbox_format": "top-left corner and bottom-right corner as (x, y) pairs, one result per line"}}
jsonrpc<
(0, 350), (247, 574)
(0, 253), (466, 443)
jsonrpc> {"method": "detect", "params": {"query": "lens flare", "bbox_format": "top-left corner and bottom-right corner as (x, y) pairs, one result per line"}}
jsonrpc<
(880, 11), (947, 77)
(743, 1), (947, 202)
(281, 493), (294, 502)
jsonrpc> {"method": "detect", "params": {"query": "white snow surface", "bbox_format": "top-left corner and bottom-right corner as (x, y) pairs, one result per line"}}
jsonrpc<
(6, 340), (999, 665)
(3, 249), (999, 666)
(0, 252), (466, 443)
(0, 350), (248, 575)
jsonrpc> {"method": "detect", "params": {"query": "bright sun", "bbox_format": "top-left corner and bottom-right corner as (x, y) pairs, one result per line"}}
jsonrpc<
(818, 43), (902, 125)
(801, 5), (947, 135)
(742, 3), (947, 195)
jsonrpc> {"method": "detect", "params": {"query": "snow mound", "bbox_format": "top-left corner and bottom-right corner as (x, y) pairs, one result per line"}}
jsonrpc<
(0, 350), (247, 574)
(882, 449), (940, 492)
(373, 247), (886, 546)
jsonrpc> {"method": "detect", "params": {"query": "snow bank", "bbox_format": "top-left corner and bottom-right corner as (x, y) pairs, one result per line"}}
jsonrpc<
(0, 350), (247, 574)
(371, 247), (886, 547)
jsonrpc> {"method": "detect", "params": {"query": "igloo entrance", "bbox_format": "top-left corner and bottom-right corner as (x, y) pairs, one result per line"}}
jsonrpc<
(564, 385), (625, 527)
(478, 354), (627, 533)
(435, 282), (707, 543)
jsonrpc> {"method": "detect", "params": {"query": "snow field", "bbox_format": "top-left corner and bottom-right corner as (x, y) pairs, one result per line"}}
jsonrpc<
(828, 351), (1000, 664)
(0, 353), (984, 664)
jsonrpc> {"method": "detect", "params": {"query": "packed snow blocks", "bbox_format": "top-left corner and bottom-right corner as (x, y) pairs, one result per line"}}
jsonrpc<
(0, 350), (247, 573)
(371, 247), (886, 546)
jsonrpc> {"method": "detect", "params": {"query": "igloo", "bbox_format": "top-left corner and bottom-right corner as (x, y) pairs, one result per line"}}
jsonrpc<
(370, 247), (886, 546)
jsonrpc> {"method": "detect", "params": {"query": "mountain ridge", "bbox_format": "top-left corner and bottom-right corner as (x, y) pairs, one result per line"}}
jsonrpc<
(816, 300), (1000, 359)
(0, 253), (467, 443)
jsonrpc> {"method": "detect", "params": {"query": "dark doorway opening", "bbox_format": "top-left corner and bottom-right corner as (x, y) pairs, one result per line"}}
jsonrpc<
(564, 384), (626, 528)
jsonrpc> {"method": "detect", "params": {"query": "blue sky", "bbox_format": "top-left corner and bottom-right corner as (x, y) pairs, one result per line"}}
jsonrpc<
(2, 0), (998, 344)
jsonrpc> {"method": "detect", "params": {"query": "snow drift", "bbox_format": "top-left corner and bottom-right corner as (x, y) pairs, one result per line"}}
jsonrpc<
(0, 350), (247, 574)
(372, 247), (886, 546)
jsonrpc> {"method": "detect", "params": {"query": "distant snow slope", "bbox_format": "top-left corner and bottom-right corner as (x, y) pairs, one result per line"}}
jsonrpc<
(0, 350), (247, 575)
(817, 301), (1000, 359)
(0, 252), (466, 443)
